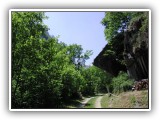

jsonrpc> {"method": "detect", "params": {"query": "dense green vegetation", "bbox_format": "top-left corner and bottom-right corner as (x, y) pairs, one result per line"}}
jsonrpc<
(11, 11), (148, 109)
(11, 12), (112, 108)
(101, 12), (149, 70)
(101, 12), (148, 42)
(112, 71), (134, 93)
(101, 90), (148, 108)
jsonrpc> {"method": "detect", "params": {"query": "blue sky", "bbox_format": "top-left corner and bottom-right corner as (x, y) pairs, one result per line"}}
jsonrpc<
(43, 12), (107, 65)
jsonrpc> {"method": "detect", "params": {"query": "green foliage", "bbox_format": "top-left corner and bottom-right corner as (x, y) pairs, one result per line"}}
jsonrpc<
(101, 12), (149, 78)
(128, 12), (149, 32)
(101, 12), (131, 42)
(61, 65), (84, 99)
(12, 11), (125, 109)
(128, 12), (149, 50)
(112, 71), (134, 94)
(101, 12), (148, 42)
(81, 66), (112, 95)
(81, 66), (100, 95)
(103, 49), (115, 56)
(130, 95), (136, 105)
(11, 12), (100, 108)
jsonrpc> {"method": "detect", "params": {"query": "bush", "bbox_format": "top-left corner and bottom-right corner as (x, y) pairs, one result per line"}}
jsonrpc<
(112, 71), (134, 94)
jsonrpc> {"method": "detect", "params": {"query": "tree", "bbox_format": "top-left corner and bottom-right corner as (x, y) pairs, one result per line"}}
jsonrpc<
(101, 12), (148, 42)
(11, 12), (48, 108)
(96, 12), (149, 94)
(112, 71), (134, 94)
(12, 11), (117, 109)
(67, 44), (92, 68)
(81, 66), (112, 95)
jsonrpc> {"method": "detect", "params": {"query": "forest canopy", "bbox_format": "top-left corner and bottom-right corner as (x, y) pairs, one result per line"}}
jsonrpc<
(11, 12), (118, 108)
(97, 11), (149, 78)
(11, 11), (147, 109)
(101, 12), (149, 42)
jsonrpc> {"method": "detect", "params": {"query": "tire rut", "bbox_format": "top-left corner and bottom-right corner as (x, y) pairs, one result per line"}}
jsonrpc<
(95, 96), (103, 108)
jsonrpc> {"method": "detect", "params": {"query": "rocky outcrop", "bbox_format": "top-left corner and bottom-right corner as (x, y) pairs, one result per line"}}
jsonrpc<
(93, 15), (149, 81)
(123, 17), (148, 81)
(93, 33), (127, 76)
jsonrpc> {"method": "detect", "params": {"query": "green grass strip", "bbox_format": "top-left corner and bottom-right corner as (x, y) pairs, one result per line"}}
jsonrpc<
(101, 94), (110, 108)
(84, 97), (97, 108)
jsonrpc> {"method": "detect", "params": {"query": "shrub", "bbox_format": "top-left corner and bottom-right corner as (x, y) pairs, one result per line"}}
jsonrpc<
(112, 71), (134, 94)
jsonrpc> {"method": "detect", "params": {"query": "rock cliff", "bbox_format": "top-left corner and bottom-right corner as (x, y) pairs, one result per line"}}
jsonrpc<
(93, 15), (149, 81)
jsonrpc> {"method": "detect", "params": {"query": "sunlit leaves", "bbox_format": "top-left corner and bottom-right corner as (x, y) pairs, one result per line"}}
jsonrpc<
(112, 71), (134, 93)
(12, 11), (111, 108)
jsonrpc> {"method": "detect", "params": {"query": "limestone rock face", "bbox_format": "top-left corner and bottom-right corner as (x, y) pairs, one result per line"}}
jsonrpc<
(124, 18), (148, 81)
(93, 16), (149, 81)
(93, 33), (127, 76)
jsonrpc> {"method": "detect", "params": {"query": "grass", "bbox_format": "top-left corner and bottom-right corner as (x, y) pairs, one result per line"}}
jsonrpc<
(64, 90), (148, 108)
(100, 90), (148, 108)
(130, 95), (136, 106)
(136, 90), (148, 108)
(84, 97), (97, 108)
(101, 94), (110, 108)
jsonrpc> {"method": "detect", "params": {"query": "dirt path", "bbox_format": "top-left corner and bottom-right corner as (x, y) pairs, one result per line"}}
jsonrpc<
(95, 96), (103, 108)
(78, 97), (94, 108)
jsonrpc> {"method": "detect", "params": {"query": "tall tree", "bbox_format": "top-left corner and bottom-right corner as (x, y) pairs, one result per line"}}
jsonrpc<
(12, 12), (48, 108)
(101, 12), (148, 42)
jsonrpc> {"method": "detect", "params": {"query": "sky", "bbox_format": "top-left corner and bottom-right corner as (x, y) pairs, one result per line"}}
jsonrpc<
(43, 12), (107, 65)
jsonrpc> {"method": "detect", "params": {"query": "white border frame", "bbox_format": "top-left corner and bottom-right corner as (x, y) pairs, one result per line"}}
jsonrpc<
(9, 9), (151, 111)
